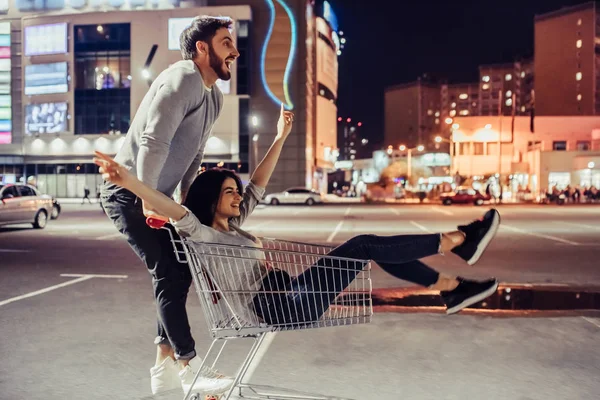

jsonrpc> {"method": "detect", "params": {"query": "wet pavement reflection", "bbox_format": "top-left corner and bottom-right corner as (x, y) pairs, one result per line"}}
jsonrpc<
(372, 284), (600, 314)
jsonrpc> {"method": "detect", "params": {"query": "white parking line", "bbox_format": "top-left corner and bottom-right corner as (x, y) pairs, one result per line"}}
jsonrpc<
(0, 274), (129, 308)
(344, 207), (352, 216)
(0, 276), (93, 307)
(95, 232), (122, 241)
(327, 221), (344, 243)
(432, 206), (454, 216)
(410, 221), (432, 233)
(501, 225), (580, 246)
(388, 207), (400, 216)
(581, 316), (600, 329)
(60, 273), (129, 279)
(556, 221), (600, 231)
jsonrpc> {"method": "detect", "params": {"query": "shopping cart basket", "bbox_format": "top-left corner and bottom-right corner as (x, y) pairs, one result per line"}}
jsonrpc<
(161, 226), (372, 400)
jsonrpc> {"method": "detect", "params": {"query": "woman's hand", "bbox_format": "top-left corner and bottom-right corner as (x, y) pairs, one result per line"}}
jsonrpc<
(93, 150), (135, 188)
(276, 103), (294, 140)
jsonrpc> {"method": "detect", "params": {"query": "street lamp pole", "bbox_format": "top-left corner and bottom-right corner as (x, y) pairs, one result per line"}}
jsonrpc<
(251, 115), (259, 171)
(435, 135), (454, 175)
(497, 90), (503, 202)
(398, 144), (424, 185)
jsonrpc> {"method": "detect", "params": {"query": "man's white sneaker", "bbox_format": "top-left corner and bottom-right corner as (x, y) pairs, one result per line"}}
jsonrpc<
(179, 357), (235, 396)
(150, 358), (181, 395)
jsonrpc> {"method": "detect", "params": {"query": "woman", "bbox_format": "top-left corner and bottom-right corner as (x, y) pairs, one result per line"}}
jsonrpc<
(94, 105), (500, 327)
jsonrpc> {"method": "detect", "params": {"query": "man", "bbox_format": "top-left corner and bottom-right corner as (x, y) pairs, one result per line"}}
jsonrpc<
(100, 16), (239, 396)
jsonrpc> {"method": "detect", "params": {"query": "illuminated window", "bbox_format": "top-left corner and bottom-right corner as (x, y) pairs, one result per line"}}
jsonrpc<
(449, 110), (456, 117)
(451, 102), (456, 108)
(434, 111), (440, 117)
(427, 109), (433, 115)
(576, 72), (582, 81)
(505, 74), (512, 81)
(459, 93), (468, 100)
(505, 98), (513, 106)
(482, 83), (490, 90)
(459, 110), (469, 116)
(576, 39), (582, 48)
(506, 90), (512, 97)
(521, 106), (526, 112)
(521, 71), (525, 78)
(577, 94), (582, 101)
(577, 18), (582, 25)
(435, 118), (440, 124)
(482, 75), (490, 82)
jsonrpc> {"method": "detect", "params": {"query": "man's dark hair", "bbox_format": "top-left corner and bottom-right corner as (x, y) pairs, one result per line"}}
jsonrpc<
(179, 16), (234, 60)
(183, 168), (243, 227)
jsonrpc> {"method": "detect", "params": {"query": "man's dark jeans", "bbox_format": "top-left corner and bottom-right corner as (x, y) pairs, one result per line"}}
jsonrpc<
(101, 184), (196, 360)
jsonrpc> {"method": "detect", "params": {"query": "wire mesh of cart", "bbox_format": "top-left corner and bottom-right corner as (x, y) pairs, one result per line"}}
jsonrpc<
(162, 226), (373, 400)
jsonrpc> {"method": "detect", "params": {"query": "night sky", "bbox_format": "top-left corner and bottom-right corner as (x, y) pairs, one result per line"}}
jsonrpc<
(327, 0), (591, 147)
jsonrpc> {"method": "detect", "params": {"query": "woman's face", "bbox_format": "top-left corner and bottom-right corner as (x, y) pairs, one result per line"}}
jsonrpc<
(215, 177), (242, 219)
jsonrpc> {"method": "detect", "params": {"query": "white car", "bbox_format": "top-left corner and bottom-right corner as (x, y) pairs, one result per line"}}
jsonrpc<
(264, 187), (324, 206)
(0, 184), (53, 229)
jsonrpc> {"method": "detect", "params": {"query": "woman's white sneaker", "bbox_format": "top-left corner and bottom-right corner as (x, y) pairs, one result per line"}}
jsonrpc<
(179, 357), (234, 396)
(150, 358), (181, 395)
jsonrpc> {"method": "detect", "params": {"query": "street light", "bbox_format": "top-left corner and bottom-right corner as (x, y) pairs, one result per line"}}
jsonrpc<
(398, 144), (424, 184)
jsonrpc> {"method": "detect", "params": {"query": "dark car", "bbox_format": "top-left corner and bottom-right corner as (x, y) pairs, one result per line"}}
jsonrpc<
(440, 186), (490, 206)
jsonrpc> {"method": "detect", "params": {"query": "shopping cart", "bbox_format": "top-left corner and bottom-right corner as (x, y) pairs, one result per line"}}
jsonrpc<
(158, 224), (373, 400)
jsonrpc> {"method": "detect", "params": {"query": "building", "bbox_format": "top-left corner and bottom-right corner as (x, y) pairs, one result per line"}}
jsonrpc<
(519, 59), (534, 115)
(438, 82), (479, 150)
(0, 0), (342, 197)
(451, 115), (600, 197)
(384, 79), (441, 150)
(441, 83), (480, 120)
(534, 1), (599, 116)
(337, 116), (370, 161)
(478, 61), (533, 117)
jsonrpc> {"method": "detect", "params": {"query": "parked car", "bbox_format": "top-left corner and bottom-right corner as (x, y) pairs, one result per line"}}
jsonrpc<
(440, 186), (490, 206)
(0, 184), (53, 229)
(51, 198), (61, 219)
(264, 187), (324, 205)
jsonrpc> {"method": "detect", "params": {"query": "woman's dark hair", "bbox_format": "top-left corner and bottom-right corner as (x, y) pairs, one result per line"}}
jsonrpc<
(183, 168), (243, 227)
(179, 15), (234, 60)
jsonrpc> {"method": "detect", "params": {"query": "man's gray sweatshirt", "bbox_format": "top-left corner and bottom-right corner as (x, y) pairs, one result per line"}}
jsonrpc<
(114, 60), (223, 197)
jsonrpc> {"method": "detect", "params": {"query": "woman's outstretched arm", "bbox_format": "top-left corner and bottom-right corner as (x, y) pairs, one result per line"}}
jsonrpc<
(249, 103), (294, 188)
(94, 150), (187, 222)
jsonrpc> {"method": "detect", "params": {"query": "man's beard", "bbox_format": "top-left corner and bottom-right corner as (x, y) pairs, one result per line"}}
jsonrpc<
(208, 45), (231, 81)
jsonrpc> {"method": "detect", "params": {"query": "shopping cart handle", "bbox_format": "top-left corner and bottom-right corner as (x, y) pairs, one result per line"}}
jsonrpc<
(146, 215), (169, 229)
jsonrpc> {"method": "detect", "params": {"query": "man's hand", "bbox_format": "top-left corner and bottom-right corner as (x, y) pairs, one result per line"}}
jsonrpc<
(276, 103), (294, 140)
